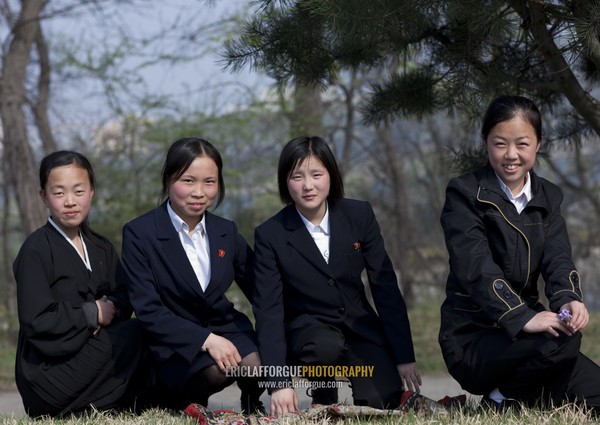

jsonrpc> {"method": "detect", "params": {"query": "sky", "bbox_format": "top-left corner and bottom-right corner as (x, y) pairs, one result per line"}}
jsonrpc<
(43, 0), (272, 132)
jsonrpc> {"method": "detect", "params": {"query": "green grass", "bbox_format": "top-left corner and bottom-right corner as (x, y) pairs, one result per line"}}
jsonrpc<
(407, 302), (447, 374)
(0, 408), (197, 424)
(0, 402), (597, 424)
(580, 312), (600, 362)
(0, 333), (16, 391)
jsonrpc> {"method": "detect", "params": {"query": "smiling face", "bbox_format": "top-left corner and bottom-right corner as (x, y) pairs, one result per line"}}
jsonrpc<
(486, 115), (541, 195)
(287, 155), (330, 224)
(40, 164), (94, 238)
(168, 155), (219, 229)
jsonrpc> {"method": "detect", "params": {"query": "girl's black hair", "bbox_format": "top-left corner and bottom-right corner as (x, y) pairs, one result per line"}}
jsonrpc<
(159, 137), (225, 207)
(481, 95), (542, 142)
(39, 150), (97, 240)
(277, 136), (344, 204)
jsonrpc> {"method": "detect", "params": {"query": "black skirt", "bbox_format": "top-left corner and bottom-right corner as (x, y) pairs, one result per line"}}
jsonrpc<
(17, 319), (144, 417)
(156, 329), (258, 391)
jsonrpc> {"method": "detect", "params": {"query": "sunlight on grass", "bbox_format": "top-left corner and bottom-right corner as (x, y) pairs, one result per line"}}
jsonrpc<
(0, 402), (597, 424)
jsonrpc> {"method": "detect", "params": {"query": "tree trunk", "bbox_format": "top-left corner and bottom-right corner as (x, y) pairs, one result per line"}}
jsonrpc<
(291, 82), (323, 137)
(1, 176), (17, 326)
(337, 67), (358, 178)
(0, 0), (49, 236)
(31, 19), (57, 153)
(377, 120), (415, 307)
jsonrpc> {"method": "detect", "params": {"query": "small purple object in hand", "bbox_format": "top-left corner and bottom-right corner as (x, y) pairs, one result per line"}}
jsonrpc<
(559, 309), (572, 322)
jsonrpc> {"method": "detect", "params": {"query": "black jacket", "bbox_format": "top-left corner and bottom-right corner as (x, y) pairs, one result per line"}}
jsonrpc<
(14, 222), (135, 414)
(439, 164), (582, 368)
(121, 202), (255, 389)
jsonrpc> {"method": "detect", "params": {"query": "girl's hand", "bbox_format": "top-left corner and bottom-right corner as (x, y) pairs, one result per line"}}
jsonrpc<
(96, 296), (116, 326)
(523, 311), (572, 336)
(559, 301), (588, 333)
(397, 362), (422, 393)
(271, 388), (298, 417)
(203, 333), (242, 372)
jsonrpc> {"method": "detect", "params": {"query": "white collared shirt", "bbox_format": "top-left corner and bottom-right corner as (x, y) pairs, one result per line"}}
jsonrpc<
(48, 217), (92, 271)
(297, 203), (330, 263)
(167, 202), (211, 291)
(495, 171), (533, 214)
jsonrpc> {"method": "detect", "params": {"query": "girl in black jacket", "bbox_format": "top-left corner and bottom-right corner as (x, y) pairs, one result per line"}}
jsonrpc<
(439, 96), (600, 412)
(254, 136), (443, 417)
(14, 151), (144, 417)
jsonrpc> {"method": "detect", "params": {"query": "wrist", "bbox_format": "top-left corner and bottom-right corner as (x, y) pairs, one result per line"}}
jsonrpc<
(95, 300), (104, 324)
(201, 333), (212, 352)
(82, 301), (100, 330)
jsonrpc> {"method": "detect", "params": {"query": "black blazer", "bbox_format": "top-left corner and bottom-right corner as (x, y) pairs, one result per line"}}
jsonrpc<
(253, 198), (415, 383)
(121, 202), (254, 375)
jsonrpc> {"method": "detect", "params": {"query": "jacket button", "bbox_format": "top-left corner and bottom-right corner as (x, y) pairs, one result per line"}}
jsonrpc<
(571, 272), (579, 283)
(503, 290), (512, 299)
(494, 281), (503, 290)
(328, 279), (335, 287)
(338, 307), (345, 314)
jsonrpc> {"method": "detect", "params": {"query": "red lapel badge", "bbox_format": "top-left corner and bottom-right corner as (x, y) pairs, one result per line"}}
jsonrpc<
(218, 249), (225, 258)
(353, 242), (361, 251)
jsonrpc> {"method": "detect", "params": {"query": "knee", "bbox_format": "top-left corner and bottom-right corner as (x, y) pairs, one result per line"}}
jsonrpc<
(293, 326), (346, 366)
(240, 351), (261, 368)
(186, 365), (233, 396)
(304, 334), (346, 365)
(541, 332), (581, 364)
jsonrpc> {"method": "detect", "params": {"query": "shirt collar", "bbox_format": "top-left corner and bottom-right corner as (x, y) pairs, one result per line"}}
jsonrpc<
(167, 201), (205, 234)
(495, 171), (533, 203)
(48, 216), (91, 270)
(296, 202), (330, 234)
(48, 216), (79, 240)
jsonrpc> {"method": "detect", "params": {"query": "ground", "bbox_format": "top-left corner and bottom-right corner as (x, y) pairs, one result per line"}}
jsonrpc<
(0, 373), (473, 417)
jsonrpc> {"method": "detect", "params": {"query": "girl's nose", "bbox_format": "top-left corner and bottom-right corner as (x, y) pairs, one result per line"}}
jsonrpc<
(64, 193), (75, 206)
(505, 144), (518, 159)
(191, 183), (205, 197)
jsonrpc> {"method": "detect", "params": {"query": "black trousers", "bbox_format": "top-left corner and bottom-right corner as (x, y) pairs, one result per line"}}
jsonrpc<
(448, 330), (600, 410)
(287, 323), (404, 409)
